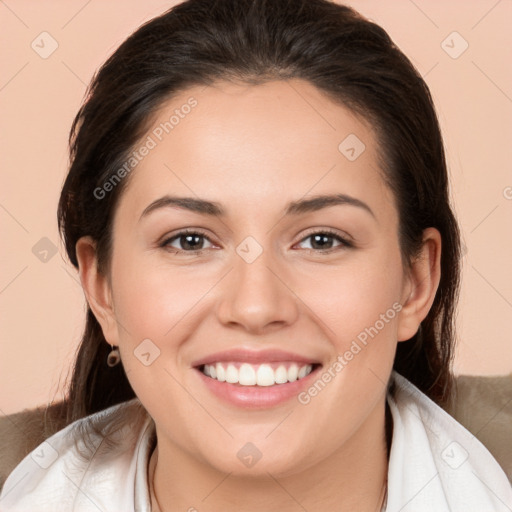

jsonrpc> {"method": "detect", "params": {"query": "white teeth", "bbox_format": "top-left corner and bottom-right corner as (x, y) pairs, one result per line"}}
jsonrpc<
(287, 365), (298, 382)
(298, 365), (308, 379)
(201, 362), (314, 386)
(275, 365), (288, 384)
(225, 364), (238, 384)
(256, 364), (275, 386)
(239, 363), (256, 385)
(216, 363), (226, 382)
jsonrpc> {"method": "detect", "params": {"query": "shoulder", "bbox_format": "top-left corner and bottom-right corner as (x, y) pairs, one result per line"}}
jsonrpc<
(386, 371), (512, 512)
(0, 398), (155, 511)
(0, 401), (67, 491)
(445, 372), (512, 480)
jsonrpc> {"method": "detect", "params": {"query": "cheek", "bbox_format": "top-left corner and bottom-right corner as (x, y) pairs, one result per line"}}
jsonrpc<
(110, 249), (219, 343)
(297, 249), (404, 348)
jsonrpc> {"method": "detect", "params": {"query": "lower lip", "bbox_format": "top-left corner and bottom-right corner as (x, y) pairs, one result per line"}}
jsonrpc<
(195, 365), (322, 409)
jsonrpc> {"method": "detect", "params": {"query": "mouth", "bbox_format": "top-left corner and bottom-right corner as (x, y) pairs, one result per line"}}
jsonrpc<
(197, 361), (321, 387)
(191, 348), (323, 408)
(192, 349), (323, 408)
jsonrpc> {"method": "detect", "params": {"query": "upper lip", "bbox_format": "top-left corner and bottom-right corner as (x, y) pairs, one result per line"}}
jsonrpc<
(191, 348), (321, 368)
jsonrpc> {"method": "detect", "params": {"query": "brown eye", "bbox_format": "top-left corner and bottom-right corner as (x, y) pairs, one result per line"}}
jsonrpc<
(297, 230), (353, 253)
(161, 230), (214, 253)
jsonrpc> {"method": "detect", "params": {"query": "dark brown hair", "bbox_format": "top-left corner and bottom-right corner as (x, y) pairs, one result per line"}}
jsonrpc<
(57, 0), (461, 438)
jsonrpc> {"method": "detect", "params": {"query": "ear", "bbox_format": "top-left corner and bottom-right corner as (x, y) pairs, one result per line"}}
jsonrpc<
(75, 236), (119, 347)
(397, 227), (442, 342)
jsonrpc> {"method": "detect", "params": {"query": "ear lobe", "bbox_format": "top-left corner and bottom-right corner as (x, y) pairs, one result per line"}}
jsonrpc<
(75, 236), (119, 346)
(397, 227), (442, 342)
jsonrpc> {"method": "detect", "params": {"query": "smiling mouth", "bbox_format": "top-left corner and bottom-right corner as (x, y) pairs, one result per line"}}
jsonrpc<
(197, 362), (321, 387)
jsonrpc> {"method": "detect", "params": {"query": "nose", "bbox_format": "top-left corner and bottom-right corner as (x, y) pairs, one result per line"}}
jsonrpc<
(216, 242), (299, 334)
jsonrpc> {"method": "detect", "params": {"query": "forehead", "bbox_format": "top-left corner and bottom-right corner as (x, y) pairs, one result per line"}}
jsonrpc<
(116, 79), (393, 221)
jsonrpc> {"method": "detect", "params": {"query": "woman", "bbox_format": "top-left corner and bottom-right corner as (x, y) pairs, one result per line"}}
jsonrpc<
(1, 0), (510, 510)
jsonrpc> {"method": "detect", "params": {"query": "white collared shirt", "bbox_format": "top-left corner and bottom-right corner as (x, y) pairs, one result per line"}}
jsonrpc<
(1, 371), (511, 511)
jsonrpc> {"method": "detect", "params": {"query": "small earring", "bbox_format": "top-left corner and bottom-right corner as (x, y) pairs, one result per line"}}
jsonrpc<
(107, 344), (121, 367)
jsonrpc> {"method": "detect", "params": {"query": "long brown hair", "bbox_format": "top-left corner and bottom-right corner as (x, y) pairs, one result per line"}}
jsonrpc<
(57, 0), (461, 440)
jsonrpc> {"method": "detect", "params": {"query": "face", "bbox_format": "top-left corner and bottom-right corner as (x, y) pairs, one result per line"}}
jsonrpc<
(81, 79), (431, 478)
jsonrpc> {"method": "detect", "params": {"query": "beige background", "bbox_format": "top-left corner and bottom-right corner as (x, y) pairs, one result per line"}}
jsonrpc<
(1, 0), (511, 415)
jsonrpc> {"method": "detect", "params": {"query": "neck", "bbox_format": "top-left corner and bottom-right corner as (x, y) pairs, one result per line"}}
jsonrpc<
(149, 399), (390, 512)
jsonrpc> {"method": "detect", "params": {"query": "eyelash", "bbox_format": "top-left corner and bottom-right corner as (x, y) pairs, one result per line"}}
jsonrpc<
(159, 228), (353, 256)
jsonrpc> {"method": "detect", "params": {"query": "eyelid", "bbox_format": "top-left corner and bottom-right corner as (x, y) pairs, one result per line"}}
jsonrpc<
(297, 226), (354, 244)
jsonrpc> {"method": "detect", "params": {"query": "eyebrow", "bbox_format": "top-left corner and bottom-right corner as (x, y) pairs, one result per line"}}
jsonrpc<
(139, 193), (375, 221)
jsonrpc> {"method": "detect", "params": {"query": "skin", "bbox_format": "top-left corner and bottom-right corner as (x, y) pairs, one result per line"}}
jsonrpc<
(76, 78), (441, 512)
